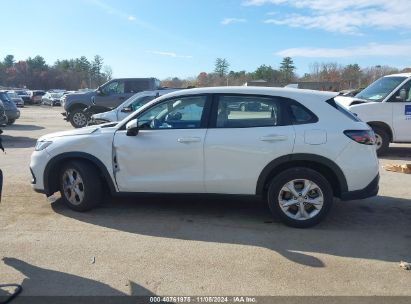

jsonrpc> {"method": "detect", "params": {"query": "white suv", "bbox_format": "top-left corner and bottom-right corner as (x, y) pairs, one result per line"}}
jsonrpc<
(336, 73), (411, 155)
(30, 87), (379, 228)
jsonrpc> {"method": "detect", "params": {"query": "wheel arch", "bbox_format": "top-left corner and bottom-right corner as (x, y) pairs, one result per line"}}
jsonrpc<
(256, 154), (348, 198)
(67, 102), (88, 113)
(43, 152), (116, 196)
(367, 121), (393, 142)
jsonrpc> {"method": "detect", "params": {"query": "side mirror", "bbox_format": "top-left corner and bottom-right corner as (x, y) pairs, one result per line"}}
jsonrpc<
(96, 87), (104, 96)
(126, 119), (139, 136)
(398, 88), (407, 101)
(121, 107), (132, 113)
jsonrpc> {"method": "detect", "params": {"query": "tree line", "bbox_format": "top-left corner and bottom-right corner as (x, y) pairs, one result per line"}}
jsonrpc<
(0, 54), (112, 90)
(1, 53), (409, 92)
(162, 57), (411, 91)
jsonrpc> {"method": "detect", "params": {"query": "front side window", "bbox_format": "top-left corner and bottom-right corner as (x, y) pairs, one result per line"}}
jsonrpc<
(355, 76), (406, 102)
(102, 81), (125, 95)
(216, 95), (281, 128)
(389, 80), (411, 102)
(137, 95), (207, 129)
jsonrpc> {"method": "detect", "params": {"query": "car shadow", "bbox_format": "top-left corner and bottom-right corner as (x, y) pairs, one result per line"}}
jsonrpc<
(3, 124), (44, 131)
(51, 194), (411, 269)
(1, 257), (157, 297)
(1, 135), (36, 148)
(380, 147), (411, 160)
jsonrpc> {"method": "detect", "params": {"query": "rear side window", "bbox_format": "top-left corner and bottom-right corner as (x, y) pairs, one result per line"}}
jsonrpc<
(326, 98), (362, 122)
(126, 80), (151, 93)
(288, 103), (318, 125)
(215, 95), (283, 128)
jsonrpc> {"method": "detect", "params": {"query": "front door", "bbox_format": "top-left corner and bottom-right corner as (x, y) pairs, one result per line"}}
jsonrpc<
(389, 80), (411, 142)
(95, 79), (130, 108)
(113, 95), (210, 192)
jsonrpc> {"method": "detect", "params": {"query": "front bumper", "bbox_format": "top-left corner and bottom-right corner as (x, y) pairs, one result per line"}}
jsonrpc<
(5, 110), (20, 120)
(30, 149), (51, 194)
(340, 174), (379, 201)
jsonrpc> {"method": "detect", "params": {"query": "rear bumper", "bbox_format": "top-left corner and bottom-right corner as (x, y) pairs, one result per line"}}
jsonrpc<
(340, 174), (379, 201)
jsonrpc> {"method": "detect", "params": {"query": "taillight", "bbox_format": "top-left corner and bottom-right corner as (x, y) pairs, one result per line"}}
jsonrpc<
(344, 130), (376, 145)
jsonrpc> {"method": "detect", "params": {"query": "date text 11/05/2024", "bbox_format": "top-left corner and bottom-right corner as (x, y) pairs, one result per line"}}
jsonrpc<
(149, 296), (257, 303)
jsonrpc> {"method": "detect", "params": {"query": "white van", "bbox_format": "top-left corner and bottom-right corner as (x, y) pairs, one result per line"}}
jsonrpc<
(335, 73), (411, 155)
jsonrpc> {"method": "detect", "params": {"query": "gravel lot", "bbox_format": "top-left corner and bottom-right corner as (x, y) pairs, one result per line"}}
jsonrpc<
(0, 106), (410, 297)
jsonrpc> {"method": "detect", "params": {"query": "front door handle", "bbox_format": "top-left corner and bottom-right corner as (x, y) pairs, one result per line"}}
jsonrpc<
(177, 137), (201, 143)
(260, 135), (287, 142)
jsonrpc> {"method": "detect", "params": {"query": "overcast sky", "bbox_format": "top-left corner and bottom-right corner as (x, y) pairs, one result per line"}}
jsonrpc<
(1, 0), (411, 78)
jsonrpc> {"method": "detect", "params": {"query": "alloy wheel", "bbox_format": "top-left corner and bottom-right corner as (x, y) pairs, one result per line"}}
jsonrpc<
(72, 112), (87, 127)
(62, 169), (85, 206)
(277, 179), (324, 221)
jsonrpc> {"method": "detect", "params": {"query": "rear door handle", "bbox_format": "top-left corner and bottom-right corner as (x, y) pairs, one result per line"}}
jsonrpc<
(260, 135), (287, 142)
(177, 137), (201, 143)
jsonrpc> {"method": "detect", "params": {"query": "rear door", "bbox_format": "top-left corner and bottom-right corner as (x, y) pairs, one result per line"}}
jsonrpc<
(204, 94), (295, 195)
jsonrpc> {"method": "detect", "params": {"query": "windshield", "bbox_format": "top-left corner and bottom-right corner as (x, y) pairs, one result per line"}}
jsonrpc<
(7, 92), (18, 98)
(355, 76), (407, 102)
(0, 92), (12, 102)
(51, 93), (63, 98)
(15, 90), (28, 95)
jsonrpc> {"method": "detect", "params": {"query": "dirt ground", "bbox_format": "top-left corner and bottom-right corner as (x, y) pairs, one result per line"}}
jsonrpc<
(0, 106), (410, 297)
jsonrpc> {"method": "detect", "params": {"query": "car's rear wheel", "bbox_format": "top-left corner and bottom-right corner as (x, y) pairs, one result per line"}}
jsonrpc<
(69, 108), (88, 128)
(267, 168), (333, 228)
(59, 161), (102, 211)
(6, 119), (15, 125)
(372, 126), (389, 156)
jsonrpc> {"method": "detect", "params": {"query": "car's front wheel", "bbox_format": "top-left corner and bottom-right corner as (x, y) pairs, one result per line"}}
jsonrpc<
(69, 108), (88, 128)
(59, 161), (102, 211)
(372, 126), (389, 156)
(267, 168), (333, 228)
(6, 119), (15, 125)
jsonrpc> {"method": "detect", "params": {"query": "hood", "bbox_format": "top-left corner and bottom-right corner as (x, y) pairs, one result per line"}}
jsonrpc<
(38, 126), (99, 141)
(334, 95), (370, 108)
(65, 90), (96, 100)
(92, 108), (116, 119)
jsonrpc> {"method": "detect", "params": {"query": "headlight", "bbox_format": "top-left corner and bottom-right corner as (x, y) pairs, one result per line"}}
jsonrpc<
(35, 140), (53, 151)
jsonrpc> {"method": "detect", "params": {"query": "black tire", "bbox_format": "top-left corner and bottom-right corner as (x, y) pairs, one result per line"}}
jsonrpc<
(59, 161), (103, 211)
(372, 126), (389, 156)
(69, 108), (88, 128)
(267, 167), (333, 228)
(6, 119), (15, 125)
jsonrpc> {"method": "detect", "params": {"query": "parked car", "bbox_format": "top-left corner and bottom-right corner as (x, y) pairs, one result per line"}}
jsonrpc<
(42, 92), (64, 106)
(89, 89), (180, 125)
(29, 90), (46, 104)
(62, 78), (161, 128)
(0, 91), (20, 125)
(335, 73), (411, 155)
(6, 91), (24, 107)
(0, 100), (8, 126)
(30, 87), (379, 228)
(15, 90), (31, 104)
